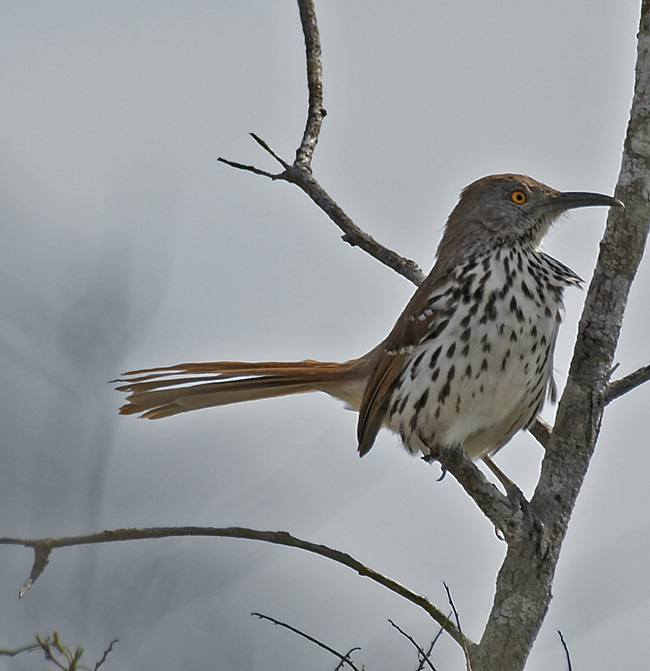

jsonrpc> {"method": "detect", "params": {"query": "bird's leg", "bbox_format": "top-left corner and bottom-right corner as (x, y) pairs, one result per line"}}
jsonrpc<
(482, 456), (520, 495)
(483, 456), (545, 547)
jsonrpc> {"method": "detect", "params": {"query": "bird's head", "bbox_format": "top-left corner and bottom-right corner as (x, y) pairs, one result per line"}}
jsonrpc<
(437, 173), (622, 263)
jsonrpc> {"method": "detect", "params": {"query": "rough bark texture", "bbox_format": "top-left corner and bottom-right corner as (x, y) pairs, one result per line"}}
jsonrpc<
(470, 3), (650, 668)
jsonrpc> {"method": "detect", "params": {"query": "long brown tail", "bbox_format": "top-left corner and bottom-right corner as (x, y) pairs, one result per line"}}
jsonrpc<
(115, 356), (374, 420)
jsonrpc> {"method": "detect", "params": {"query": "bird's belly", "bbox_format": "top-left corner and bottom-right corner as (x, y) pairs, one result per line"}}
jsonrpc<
(385, 304), (559, 460)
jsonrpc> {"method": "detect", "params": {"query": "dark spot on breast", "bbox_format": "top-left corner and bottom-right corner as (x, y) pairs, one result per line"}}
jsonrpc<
(478, 270), (492, 286)
(414, 388), (429, 411)
(426, 319), (450, 341)
(409, 350), (426, 380)
(428, 345), (443, 369)
(521, 280), (533, 299)
(438, 380), (451, 403)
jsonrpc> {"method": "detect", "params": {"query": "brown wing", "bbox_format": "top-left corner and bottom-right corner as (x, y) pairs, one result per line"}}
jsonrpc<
(357, 271), (451, 456)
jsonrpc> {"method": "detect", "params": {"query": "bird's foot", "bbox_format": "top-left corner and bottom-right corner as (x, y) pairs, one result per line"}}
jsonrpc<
(502, 484), (546, 554)
(421, 449), (447, 480)
(482, 457), (545, 550)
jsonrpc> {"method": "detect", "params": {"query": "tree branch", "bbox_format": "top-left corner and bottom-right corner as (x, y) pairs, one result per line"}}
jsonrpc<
(0, 526), (471, 649)
(252, 612), (361, 671)
(216, 0), (425, 286)
(295, 0), (325, 168)
(557, 630), (573, 671)
(443, 582), (473, 671)
(528, 417), (552, 449)
(435, 446), (529, 546)
(604, 363), (650, 403)
(471, 3), (650, 669)
(387, 619), (438, 671)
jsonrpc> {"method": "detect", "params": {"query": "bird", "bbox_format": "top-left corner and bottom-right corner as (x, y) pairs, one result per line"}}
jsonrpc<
(116, 174), (621, 466)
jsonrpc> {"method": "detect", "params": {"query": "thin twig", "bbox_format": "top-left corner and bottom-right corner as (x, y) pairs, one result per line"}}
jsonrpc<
(334, 647), (362, 671)
(216, 157), (281, 180)
(416, 616), (451, 671)
(557, 630), (572, 671)
(295, 0), (325, 167)
(93, 639), (118, 671)
(250, 132), (290, 169)
(387, 619), (438, 671)
(443, 583), (472, 671)
(252, 612), (361, 671)
(604, 363), (650, 403)
(215, 1), (425, 286)
(218, 134), (425, 284)
(0, 526), (469, 648)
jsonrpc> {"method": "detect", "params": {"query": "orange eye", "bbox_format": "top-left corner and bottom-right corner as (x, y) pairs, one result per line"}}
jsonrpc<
(511, 190), (527, 204)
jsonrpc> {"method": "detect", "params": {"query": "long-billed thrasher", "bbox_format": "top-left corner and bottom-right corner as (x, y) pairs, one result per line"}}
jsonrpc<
(117, 174), (621, 464)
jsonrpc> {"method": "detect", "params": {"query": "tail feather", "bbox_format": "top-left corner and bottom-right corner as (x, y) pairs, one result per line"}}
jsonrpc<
(115, 359), (370, 420)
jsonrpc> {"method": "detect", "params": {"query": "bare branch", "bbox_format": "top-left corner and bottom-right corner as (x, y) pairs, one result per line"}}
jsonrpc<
(557, 630), (573, 671)
(435, 446), (527, 545)
(285, 167), (425, 283)
(334, 647), (363, 671)
(252, 612), (361, 671)
(295, 0), (325, 168)
(528, 416), (552, 449)
(215, 1), (425, 285)
(94, 639), (119, 671)
(604, 363), (650, 403)
(416, 619), (451, 671)
(471, 4), (650, 668)
(387, 619), (438, 671)
(250, 132), (291, 169)
(0, 526), (470, 648)
(443, 583), (472, 671)
(216, 157), (281, 180)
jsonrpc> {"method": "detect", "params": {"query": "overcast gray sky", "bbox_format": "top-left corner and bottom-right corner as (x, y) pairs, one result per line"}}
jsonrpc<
(1, 2), (646, 669)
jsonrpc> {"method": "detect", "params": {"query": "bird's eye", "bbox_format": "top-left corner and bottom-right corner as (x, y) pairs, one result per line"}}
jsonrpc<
(510, 190), (527, 204)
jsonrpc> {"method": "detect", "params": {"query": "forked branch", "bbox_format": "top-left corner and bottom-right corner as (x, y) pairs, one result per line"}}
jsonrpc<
(0, 526), (470, 649)
(217, 0), (425, 285)
(604, 363), (650, 403)
(252, 612), (362, 671)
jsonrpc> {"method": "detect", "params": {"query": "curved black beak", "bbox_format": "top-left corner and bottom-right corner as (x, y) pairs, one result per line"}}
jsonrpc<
(544, 191), (624, 213)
